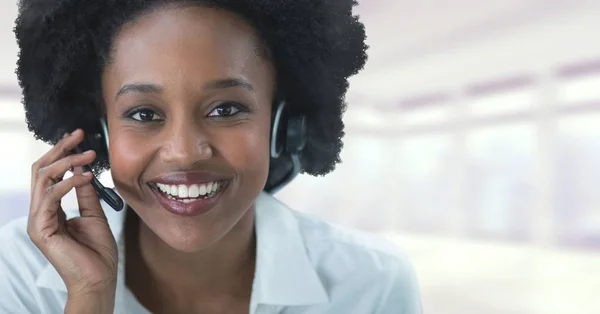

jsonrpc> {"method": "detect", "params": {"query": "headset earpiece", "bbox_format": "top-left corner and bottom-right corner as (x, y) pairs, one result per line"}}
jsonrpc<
(266, 101), (307, 193)
(99, 118), (110, 149)
(285, 116), (307, 155)
(270, 101), (287, 159)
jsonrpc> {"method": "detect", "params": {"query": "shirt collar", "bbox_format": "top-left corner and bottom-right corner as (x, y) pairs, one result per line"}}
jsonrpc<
(35, 192), (328, 307)
(251, 192), (329, 306)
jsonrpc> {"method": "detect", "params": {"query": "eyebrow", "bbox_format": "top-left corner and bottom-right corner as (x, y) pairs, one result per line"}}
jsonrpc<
(115, 78), (254, 100)
(203, 78), (254, 92)
(116, 83), (162, 100)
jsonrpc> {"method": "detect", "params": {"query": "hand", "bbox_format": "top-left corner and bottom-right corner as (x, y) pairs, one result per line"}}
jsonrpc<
(27, 129), (118, 308)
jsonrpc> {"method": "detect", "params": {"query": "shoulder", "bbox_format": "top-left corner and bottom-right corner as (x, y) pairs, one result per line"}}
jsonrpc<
(0, 216), (44, 269)
(0, 217), (48, 312)
(291, 209), (422, 313)
(293, 209), (408, 259)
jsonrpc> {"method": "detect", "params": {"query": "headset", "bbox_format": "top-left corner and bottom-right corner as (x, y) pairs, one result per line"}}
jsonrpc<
(72, 120), (127, 212)
(76, 101), (307, 212)
(264, 100), (307, 193)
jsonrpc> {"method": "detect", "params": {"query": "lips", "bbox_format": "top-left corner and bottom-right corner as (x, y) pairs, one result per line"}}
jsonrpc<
(148, 171), (232, 216)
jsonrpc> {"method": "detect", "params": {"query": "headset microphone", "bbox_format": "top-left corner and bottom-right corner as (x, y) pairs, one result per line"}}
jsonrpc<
(90, 175), (124, 212)
(72, 119), (126, 212)
(72, 145), (126, 212)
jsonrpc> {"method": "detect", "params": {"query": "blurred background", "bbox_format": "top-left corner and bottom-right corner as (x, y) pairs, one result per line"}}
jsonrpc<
(1, 0), (600, 313)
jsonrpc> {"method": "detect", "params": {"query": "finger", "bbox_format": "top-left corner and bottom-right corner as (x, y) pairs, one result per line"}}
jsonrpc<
(73, 166), (107, 219)
(28, 173), (93, 245)
(30, 150), (96, 217)
(37, 150), (95, 187)
(30, 132), (69, 194)
(31, 129), (85, 190)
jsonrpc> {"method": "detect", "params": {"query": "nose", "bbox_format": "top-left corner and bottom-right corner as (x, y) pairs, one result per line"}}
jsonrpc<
(159, 121), (213, 166)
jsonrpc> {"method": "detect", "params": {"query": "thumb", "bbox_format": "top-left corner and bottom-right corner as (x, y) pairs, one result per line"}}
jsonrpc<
(73, 166), (106, 219)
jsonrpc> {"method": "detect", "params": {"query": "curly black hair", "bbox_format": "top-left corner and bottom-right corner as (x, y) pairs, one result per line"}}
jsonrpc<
(14, 0), (367, 184)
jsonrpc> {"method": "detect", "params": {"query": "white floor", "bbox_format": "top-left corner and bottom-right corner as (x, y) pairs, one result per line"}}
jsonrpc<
(384, 233), (600, 314)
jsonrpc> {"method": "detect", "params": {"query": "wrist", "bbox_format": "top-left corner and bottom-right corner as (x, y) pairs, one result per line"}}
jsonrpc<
(66, 288), (116, 314)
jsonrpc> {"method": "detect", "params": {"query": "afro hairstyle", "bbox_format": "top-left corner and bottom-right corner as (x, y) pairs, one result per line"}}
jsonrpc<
(14, 0), (368, 186)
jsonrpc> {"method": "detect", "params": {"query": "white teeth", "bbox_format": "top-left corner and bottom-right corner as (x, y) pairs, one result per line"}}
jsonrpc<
(159, 184), (169, 194)
(188, 185), (199, 198)
(178, 185), (188, 198)
(199, 184), (207, 196)
(155, 181), (224, 201)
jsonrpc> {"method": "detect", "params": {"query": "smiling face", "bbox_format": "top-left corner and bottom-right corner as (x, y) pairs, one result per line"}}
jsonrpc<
(101, 5), (275, 252)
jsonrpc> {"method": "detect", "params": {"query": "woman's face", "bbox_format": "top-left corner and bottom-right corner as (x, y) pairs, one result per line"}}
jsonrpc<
(101, 5), (275, 252)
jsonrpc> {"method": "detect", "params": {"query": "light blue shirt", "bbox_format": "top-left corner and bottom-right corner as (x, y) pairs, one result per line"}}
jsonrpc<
(0, 192), (421, 313)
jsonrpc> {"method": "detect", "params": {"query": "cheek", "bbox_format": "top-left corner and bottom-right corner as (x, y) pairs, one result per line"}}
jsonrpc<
(107, 131), (152, 190)
(218, 124), (271, 180)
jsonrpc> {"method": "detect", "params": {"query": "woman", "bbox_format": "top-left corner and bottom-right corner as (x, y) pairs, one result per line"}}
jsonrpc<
(1, 0), (421, 313)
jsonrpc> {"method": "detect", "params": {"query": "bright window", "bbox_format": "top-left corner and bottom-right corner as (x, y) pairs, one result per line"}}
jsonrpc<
(0, 98), (26, 122)
(393, 105), (454, 127)
(0, 130), (33, 225)
(343, 106), (387, 129)
(468, 88), (537, 117)
(558, 73), (600, 104)
(555, 113), (600, 246)
(464, 123), (537, 240)
(394, 133), (457, 233)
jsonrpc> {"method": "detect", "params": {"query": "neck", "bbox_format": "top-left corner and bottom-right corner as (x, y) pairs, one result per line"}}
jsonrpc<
(125, 208), (256, 309)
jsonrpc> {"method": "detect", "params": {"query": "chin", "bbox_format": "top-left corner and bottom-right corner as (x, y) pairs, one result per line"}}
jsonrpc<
(153, 218), (226, 253)
(164, 235), (215, 253)
(138, 197), (253, 254)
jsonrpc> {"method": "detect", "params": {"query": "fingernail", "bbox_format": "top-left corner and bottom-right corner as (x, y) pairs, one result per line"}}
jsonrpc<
(63, 132), (69, 138)
(83, 150), (93, 155)
(82, 171), (92, 177)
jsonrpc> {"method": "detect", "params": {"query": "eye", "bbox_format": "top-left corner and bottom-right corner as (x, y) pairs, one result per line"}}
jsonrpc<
(207, 102), (244, 118)
(129, 108), (162, 122)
